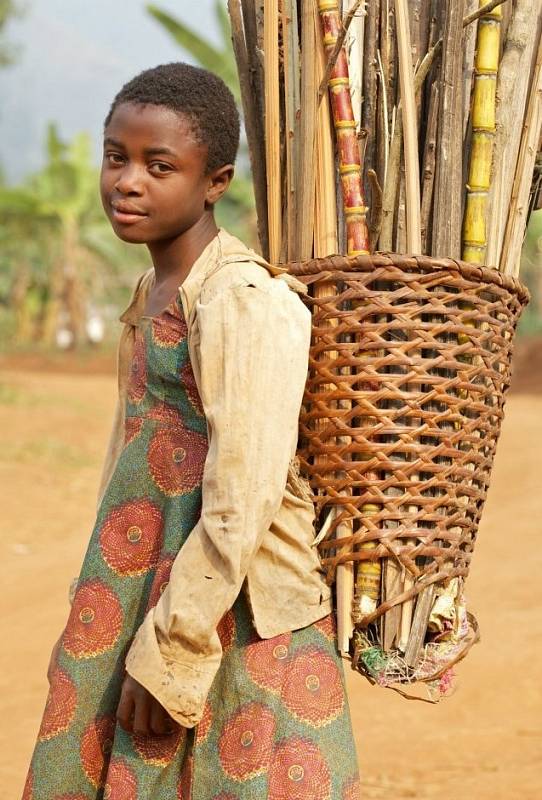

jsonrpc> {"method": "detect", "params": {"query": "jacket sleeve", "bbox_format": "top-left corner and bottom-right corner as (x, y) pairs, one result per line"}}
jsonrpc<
(124, 278), (311, 726)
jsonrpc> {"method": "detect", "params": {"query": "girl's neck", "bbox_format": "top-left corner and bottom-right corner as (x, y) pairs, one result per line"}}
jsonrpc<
(147, 212), (219, 285)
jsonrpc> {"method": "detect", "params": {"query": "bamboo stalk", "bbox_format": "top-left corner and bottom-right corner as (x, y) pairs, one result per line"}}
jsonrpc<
(501, 35), (542, 277)
(462, 3), (502, 265)
(263, 0), (282, 263)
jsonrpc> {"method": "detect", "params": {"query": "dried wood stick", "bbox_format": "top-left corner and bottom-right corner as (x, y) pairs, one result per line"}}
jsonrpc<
(282, 0), (301, 261)
(344, 0), (366, 129)
(501, 35), (542, 277)
(263, 0), (282, 263)
(379, 114), (402, 250)
(395, 0), (422, 254)
(431, 0), (466, 259)
(376, 49), (390, 185)
(486, 0), (540, 268)
(462, 0), (479, 141)
(368, 168), (383, 251)
(296, 0), (319, 261)
(414, 0), (509, 98)
(361, 0), (380, 206)
(420, 82), (439, 254)
(228, 0), (269, 258)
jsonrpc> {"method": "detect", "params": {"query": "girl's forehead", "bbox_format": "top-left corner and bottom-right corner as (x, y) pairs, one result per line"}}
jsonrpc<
(104, 102), (201, 151)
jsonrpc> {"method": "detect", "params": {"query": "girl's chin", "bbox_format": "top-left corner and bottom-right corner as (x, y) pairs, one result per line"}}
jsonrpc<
(110, 223), (152, 244)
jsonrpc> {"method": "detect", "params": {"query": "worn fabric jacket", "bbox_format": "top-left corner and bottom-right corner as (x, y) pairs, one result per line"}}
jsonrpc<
(83, 228), (332, 727)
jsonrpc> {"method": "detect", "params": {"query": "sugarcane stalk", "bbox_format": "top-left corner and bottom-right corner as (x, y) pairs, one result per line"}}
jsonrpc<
(462, 3), (502, 265)
(317, 0), (376, 642)
(317, 0), (371, 254)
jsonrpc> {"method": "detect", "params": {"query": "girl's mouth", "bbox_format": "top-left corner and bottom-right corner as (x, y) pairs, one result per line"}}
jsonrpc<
(110, 200), (149, 224)
(112, 209), (149, 225)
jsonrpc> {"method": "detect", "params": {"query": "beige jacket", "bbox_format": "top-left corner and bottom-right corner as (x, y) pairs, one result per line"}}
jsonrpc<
(89, 228), (332, 727)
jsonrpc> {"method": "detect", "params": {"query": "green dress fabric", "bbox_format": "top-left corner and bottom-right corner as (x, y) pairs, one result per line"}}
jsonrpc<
(23, 294), (360, 800)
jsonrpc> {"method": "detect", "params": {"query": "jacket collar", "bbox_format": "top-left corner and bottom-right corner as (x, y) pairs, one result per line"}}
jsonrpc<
(118, 228), (300, 326)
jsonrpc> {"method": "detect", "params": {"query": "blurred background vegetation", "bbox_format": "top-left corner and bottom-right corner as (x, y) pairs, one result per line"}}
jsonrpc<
(0, 0), (540, 356)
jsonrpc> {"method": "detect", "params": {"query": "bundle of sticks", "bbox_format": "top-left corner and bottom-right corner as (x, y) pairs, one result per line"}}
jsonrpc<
(228, 0), (541, 692)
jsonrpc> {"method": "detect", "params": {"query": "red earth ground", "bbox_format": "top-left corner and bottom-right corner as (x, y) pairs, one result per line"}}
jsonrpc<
(1, 340), (541, 798)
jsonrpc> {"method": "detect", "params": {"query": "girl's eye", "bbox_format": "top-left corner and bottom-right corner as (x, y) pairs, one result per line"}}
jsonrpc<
(106, 153), (124, 165)
(150, 162), (173, 174)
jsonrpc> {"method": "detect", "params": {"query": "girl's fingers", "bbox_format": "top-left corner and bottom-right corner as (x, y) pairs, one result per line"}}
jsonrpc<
(149, 699), (173, 736)
(132, 687), (151, 736)
(116, 683), (136, 733)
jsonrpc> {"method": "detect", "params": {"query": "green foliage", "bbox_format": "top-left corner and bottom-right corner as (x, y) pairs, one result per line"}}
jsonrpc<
(0, 0), (22, 67)
(517, 210), (542, 336)
(0, 123), (149, 347)
(146, 2), (240, 103)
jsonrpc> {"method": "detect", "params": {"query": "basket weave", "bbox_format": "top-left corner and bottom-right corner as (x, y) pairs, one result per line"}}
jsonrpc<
(288, 253), (529, 629)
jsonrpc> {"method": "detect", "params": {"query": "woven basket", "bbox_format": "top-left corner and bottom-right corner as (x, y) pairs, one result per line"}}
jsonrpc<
(288, 253), (529, 688)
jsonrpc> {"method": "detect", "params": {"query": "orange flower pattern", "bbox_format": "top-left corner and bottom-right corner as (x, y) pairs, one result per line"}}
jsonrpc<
(99, 499), (163, 577)
(38, 667), (77, 741)
(80, 715), (116, 788)
(280, 645), (345, 728)
(62, 579), (123, 658)
(23, 294), (358, 799)
(268, 737), (332, 800)
(102, 757), (137, 800)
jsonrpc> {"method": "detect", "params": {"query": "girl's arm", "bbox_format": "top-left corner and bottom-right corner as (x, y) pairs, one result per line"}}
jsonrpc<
(124, 275), (311, 727)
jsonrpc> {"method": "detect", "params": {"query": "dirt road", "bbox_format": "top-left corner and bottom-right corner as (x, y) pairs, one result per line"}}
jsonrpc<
(1, 368), (540, 799)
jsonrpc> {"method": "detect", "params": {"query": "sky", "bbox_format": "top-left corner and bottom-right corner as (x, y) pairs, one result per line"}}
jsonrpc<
(0, 0), (220, 184)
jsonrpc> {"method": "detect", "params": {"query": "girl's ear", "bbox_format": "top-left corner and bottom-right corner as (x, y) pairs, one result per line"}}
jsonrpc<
(206, 164), (234, 206)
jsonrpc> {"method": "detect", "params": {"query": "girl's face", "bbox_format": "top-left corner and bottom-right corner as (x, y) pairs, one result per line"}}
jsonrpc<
(100, 102), (231, 244)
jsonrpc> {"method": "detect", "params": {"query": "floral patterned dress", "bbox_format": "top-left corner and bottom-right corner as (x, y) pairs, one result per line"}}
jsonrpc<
(23, 293), (360, 800)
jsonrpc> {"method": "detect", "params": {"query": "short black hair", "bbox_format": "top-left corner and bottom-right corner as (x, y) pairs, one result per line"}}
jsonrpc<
(104, 62), (240, 173)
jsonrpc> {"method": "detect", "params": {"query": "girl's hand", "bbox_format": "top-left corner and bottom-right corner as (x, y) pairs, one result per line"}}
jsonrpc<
(47, 632), (64, 683)
(116, 673), (179, 736)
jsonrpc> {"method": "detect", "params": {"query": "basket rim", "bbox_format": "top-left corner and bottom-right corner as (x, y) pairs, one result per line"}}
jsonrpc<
(286, 250), (530, 304)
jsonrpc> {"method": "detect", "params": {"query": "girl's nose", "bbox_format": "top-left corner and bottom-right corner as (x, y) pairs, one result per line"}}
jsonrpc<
(114, 165), (145, 195)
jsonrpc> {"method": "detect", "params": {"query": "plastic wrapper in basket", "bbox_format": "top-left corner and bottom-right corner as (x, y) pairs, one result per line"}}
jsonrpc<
(288, 252), (529, 699)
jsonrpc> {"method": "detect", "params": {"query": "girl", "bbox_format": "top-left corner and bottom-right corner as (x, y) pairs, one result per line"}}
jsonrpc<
(22, 62), (359, 800)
